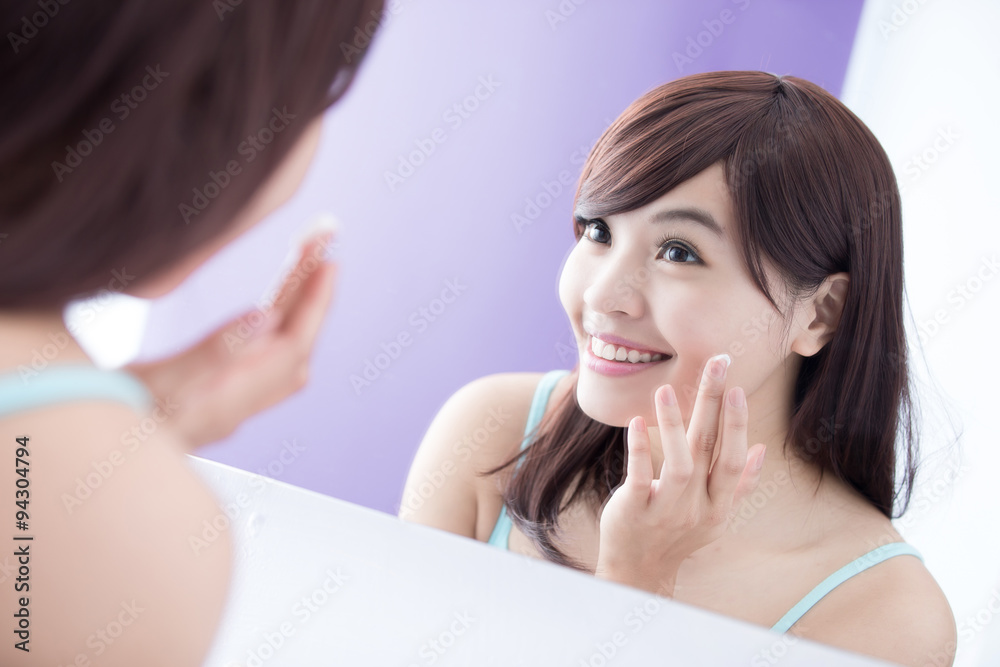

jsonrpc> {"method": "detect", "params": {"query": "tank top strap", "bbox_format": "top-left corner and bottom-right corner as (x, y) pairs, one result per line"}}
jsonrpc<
(515, 369), (570, 462)
(0, 362), (153, 418)
(487, 369), (570, 549)
(769, 541), (923, 633)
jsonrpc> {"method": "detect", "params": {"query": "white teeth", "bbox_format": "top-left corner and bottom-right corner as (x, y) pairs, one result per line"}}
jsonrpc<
(590, 337), (668, 364)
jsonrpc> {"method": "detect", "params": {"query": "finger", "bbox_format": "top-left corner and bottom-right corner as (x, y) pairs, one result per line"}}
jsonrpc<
(707, 386), (749, 507)
(278, 249), (337, 347)
(731, 444), (767, 508)
(623, 416), (654, 500)
(687, 353), (731, 480)
(267, 231), (335, 320)
(653, 384), (693, 499)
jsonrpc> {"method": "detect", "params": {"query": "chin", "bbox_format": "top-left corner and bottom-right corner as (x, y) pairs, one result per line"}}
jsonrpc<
(576, 370), (656, 428)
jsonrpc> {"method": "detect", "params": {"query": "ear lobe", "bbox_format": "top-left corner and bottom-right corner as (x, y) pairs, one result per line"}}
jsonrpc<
(791, 273), (850, 357)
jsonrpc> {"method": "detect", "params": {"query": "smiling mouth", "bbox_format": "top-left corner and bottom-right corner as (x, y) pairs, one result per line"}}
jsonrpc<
(589, 336), (672, 364)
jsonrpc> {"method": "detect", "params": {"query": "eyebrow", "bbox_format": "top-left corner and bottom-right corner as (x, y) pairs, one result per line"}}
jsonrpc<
(649, 207), (725, 239)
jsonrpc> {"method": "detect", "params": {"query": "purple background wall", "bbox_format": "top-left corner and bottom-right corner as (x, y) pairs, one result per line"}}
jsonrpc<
(138, 0), (864, 514)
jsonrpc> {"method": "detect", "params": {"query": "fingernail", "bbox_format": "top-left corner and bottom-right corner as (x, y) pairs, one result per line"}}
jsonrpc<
(755, 446), (767, 471)
(283, 213), (340, 268)
(297, 212), (340, 244)
(708, 353), (731, 380)
(657, 385), (676, 406)
(631, 416), (646, 432)
(728, 386), (745, 408)
(316, 231), (337, 264)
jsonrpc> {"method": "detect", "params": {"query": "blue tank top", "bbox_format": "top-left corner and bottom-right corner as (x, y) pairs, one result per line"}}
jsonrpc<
(486, 369), (923, 633)
(0, 362), (153, 418)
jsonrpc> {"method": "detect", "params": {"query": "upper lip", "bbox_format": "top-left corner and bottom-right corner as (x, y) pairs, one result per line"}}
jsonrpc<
(585, 330), (673, 357)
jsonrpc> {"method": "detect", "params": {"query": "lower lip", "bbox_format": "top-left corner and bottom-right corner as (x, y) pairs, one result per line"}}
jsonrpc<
(583, 343), (671, 377)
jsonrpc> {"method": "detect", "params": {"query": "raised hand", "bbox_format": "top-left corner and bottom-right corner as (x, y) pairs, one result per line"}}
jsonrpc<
(594, 354), (767, 597)
(127, 227), (337, 449)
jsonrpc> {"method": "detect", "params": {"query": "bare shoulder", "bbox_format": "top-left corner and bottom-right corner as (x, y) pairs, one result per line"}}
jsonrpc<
(0, 401), (231, 666)
(399, 370), (573, 538)
(792, 536), (957, 667)
(437, 370), (579, 471)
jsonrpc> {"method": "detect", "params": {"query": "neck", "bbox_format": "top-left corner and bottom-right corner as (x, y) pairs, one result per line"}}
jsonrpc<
(0, 307), (94, 373)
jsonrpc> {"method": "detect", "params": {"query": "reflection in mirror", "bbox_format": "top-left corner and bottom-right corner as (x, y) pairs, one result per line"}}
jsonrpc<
(400, 68), (960, 666)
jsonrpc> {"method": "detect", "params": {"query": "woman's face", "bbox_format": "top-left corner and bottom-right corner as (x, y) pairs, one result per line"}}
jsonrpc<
(558, 162), (802, 428)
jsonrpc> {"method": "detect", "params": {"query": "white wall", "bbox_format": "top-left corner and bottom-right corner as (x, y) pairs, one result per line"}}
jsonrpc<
(842, 1), (1000, 665)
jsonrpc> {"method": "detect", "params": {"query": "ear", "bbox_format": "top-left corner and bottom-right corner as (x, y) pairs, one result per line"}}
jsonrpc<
(790, 272), (850, 357)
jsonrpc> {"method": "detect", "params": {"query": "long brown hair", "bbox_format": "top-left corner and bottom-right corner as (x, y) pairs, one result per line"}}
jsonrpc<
(483, 71), (918, 571)
(0, 0), (383, 309)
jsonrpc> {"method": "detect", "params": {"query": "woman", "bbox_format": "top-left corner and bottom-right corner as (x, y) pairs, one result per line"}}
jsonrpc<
(400, 71), (956, 666)
(0, 1), (381, 664)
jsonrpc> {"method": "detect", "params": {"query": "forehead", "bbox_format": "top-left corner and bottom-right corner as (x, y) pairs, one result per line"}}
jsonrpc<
(609, 162), (734, 240)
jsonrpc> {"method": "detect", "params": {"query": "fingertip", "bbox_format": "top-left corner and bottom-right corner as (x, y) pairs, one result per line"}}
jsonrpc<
(630, 415), (646, 433)
(656, 384), (676, 407)
(727, 386), (745, 409)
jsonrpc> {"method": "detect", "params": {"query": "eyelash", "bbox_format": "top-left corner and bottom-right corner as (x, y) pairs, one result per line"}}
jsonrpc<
(578, 219), (703, 264)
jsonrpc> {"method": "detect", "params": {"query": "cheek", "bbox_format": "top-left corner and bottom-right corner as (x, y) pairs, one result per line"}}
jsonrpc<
(648, 287), (778, 403)
(557, 246), (584, 319)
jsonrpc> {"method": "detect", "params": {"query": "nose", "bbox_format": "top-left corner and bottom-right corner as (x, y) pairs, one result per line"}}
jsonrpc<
(582, 250), (648, 319)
